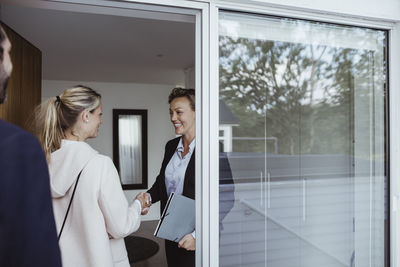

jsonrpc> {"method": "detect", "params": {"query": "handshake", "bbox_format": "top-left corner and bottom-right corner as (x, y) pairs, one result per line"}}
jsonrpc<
(135, 192), (152, 215)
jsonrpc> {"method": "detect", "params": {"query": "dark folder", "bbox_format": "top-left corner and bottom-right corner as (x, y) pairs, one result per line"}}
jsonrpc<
(154, 193), (195, 242)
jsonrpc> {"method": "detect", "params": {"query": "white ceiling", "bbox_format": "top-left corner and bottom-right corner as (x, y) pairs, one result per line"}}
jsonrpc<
(0, 2), (195, 85)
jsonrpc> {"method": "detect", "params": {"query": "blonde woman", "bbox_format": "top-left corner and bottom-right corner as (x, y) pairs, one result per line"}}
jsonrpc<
(35, 85), (148, 267)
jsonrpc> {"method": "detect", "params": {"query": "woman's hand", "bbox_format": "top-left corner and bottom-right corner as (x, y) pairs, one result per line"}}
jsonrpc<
(135, 192), (152, 215)
(141, 193), (152, 215)
(178, 234), (195, 251)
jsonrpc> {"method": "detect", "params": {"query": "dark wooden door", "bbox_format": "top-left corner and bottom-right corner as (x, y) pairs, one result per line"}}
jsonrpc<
(0, 22), (41, 132)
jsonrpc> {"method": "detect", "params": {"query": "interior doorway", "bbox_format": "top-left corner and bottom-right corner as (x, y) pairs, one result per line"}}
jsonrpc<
(0, 1), (197, 266)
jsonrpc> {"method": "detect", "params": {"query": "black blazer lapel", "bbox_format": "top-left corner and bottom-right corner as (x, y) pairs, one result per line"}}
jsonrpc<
(182, 149), (195, 199)
(160, 137), (181, 200)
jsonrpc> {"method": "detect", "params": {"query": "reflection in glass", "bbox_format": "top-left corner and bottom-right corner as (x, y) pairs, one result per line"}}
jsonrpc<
(218, 12), (387, 267)
(118, 114), (142, 185)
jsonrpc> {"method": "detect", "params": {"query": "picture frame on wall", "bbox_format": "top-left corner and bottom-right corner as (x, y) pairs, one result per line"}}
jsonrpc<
(113, 109), (148, 190)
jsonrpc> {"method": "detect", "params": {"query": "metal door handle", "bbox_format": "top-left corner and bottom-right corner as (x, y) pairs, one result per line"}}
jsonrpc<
(267, 171), (271, 208)
(260, 171), (263, 206)
(302, 178), (306, 221)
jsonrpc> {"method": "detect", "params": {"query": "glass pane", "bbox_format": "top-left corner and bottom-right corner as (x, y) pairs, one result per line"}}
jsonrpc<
(118, 114), (142, 184)
(218, 11), (387, 267)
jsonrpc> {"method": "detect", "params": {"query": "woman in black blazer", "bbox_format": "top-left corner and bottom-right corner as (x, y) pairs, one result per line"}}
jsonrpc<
(147, 88), (196, 267)
(146, 88), (234, 267)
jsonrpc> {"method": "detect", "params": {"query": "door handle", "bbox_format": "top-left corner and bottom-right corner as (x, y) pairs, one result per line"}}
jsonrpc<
(267, 170), (271, 208)
(260, 171), (263, 206)
(302, 178), (306, 222)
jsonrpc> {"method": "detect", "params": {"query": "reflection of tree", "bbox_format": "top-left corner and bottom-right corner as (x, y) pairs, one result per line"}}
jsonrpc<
(219, 36), (385, 155)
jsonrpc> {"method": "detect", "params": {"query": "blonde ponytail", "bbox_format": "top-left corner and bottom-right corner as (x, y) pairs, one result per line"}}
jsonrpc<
(34, 85), (101, 161)
(35, 97), (63, 160)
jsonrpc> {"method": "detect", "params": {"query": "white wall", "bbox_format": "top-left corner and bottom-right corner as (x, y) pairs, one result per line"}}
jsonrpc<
(42, 80), (177, 221)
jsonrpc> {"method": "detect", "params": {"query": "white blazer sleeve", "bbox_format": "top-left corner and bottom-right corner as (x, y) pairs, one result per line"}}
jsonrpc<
(98, 156), (141, 238)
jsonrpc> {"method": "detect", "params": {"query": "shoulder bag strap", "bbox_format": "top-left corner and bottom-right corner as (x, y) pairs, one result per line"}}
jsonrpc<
(58, 169), (83, 241)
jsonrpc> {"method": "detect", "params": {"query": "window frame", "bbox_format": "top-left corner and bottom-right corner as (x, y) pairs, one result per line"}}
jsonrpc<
(14, 1), (400, 266)
(209, 2), (396, 267)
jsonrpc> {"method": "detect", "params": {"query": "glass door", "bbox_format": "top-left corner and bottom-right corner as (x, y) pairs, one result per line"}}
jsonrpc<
(218, 11), (387, 267)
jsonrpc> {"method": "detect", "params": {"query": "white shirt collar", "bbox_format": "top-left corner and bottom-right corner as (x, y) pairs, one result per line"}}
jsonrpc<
(177, 137), (196, 153)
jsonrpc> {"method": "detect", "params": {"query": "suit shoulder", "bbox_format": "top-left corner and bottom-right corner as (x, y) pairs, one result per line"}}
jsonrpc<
(166, 137), (181, 148)
(0, 119), (26, 138)
(0, 120), (40, 149)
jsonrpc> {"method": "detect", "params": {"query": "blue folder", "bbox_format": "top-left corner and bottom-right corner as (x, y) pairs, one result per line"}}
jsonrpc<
(154, 192), (195, 242)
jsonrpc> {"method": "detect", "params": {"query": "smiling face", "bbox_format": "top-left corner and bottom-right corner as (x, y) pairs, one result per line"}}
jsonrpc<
(169, 96), (195, 140)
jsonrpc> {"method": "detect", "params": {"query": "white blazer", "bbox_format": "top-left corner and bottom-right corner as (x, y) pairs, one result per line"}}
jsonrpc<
(49, 140), (141, 267)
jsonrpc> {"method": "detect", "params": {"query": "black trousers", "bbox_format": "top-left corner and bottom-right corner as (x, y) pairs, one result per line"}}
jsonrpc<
(165, 240), (195, 267)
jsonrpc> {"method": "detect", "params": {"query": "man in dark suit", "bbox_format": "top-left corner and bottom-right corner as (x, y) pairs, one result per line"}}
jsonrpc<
(0, 25), (62, 267)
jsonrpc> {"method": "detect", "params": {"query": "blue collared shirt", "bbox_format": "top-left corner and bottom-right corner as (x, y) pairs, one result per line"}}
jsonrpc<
(165, 138), (195, 197)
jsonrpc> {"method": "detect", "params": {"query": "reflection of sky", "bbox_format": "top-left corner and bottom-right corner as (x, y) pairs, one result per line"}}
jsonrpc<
(220, 39), (384, 109)
(219, 12), (386, 51)
(218, 13), (386, 117)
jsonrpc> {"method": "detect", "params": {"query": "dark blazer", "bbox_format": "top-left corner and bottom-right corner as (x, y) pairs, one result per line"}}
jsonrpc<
(148, 137), (234, 267)
(148, 137), (195, 213)
(0, 120), (62, 267)
(147, 137), (195, 267)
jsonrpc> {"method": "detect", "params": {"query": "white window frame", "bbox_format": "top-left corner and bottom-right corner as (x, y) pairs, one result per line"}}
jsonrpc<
(389, 19), (400, 267)
(209, 2), (399, 267)
(6, 1), (210, 266)
(8, 1), (400, 267)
